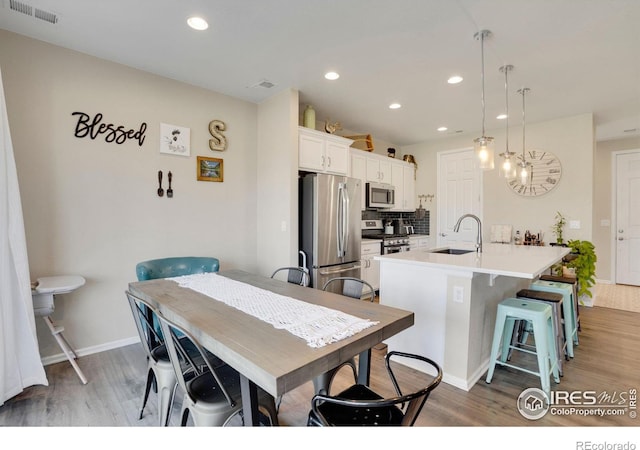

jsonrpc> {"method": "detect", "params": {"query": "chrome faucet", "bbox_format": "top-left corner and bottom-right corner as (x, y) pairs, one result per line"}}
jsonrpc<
(453, 214), (483, 253)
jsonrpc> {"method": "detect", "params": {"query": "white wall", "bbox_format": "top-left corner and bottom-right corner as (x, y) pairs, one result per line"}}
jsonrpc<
(257, 89), (300, 275)
(405, 113), (595, 250)
(0, 30), (266, 359)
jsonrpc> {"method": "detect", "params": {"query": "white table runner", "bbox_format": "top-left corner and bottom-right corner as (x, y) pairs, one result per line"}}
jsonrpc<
(171, 273), (379, 348)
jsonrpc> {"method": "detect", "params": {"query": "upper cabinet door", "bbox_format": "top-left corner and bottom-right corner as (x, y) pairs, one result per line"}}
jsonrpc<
(299, 131), (325, 172)
(391, 161), (416, 211)
(324, 140), (349, 175)
(403, 165), (416, 210)
(350, 151), (367, 210)
(366, 156), (392, 183)
(298, 127), (351, 175)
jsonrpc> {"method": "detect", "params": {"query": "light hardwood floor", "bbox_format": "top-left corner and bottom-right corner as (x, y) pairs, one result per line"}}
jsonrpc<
(1, 298), (638, 428)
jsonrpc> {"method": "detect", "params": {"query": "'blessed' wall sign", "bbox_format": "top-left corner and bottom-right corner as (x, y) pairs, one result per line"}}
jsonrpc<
(72, 112), (147, 146)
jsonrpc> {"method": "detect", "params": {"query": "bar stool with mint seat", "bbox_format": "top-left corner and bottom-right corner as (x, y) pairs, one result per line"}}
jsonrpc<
(540, 274), (581, 331)
(516, 289), (566, 377)
(486, 297), (560, 398)
(529, 279), (579, 358)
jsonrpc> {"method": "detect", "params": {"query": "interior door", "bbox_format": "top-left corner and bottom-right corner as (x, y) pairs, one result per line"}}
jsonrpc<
(437, 148), (482, 248)
(615, 151), (640, 286)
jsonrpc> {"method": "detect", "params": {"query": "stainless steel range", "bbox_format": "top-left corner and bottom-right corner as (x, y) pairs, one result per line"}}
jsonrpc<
(361, 219), (410, 255)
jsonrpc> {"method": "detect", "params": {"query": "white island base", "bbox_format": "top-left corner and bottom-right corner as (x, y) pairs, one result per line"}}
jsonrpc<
(376, 244), (570, 391)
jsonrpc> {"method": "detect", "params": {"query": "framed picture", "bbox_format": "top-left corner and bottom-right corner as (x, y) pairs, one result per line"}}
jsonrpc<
(160, 123), (190, 156)
(197, 156), (223, 182)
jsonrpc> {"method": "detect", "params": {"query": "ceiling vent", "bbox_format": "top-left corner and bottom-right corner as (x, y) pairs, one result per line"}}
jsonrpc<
(7, 0), (59, 24)
(249, 79), (276, 89)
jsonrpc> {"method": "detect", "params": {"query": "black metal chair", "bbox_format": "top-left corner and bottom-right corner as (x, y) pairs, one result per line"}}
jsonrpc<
(307, 351), (442, 426)
(312, 277), (376, 396)
(322, 276), (375, 302)
(270, 266), (310, 287)
(126, 291), (226, 426)
(126, 291), (177, 426)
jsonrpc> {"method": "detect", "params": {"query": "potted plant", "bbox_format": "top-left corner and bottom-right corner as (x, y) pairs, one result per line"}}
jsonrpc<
(564, 239), (597, 305)
(551, 211), (566, 245)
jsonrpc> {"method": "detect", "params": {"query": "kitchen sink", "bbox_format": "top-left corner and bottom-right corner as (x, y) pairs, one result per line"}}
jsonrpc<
(431, 248), (475, 255)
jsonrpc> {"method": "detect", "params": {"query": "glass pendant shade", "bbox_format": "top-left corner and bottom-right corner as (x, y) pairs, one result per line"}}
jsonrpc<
(519, 161), (530, 185)
(500, 154), (517, 179)
(474, 136), (494, 170)
(498, 64), (515, 179)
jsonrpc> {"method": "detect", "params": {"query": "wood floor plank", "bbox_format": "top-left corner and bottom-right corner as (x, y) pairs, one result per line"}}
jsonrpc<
(1, 305), (638, 428)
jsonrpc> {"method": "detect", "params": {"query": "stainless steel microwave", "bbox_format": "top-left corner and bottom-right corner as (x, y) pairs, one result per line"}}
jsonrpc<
(366, 182), (395, 209)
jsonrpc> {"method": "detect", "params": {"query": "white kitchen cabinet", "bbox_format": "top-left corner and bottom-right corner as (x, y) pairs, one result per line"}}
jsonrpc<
(361, 240), (381, 292)
(408, 235), (431, 251)
(402, 164), (416, 210)
(350, 151), (367, 210)
(298, 127), (352, 175)
(366, 155), (392, 183)
(391, 161), (416, 211)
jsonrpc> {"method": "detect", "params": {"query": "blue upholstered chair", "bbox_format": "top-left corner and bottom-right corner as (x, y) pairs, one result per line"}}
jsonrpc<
(135, 256), (220, 281)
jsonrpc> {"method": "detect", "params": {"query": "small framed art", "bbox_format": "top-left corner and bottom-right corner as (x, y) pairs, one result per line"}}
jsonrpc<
(160, 123), (190, 156)
(197, 156), (223, 182)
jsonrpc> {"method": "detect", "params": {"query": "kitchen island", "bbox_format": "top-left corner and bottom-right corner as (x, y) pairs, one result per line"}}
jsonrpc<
(375, 243), (570, 391)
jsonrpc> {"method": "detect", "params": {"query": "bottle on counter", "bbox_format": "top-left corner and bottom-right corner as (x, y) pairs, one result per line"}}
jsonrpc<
(514, 230), (522, 245)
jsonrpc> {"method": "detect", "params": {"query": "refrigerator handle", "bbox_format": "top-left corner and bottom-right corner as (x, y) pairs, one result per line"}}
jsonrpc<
(337, 183), (347, 258)
(342, 184), (350, 254)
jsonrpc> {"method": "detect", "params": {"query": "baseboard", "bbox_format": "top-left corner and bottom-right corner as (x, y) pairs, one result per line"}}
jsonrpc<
(41, 336), (140, 367)
(595, 278), (613, 284)
(442, 359), (490, 392)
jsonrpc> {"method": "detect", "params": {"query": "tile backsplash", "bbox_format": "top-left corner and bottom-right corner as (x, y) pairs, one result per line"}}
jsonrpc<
(362, 209), (430, 235)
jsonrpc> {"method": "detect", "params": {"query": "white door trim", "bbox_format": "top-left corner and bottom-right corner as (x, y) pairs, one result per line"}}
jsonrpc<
(611, 149), (640, 284)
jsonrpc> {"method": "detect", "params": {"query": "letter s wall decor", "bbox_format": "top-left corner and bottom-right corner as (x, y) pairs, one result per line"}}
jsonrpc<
(208, 119), (227, 151)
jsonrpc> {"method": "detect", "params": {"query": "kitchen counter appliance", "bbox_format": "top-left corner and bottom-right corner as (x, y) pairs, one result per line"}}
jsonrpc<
(362, 219), (410, 255)
(300, 173), (362, 293)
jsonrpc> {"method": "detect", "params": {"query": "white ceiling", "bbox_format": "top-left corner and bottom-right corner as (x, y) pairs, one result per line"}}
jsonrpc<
(1, 0), (639, 145)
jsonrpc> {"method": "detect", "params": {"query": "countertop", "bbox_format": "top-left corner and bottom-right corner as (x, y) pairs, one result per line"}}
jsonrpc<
(375, 243), (571, 279)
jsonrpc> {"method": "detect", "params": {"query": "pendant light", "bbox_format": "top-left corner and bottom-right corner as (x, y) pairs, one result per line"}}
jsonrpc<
(473, 30), (494, 170)
(517, 87), (532, 185)
(498, 65), (516, 179)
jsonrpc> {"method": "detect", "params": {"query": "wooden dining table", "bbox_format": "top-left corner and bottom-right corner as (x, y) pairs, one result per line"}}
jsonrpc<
(127, 269), (414, 426)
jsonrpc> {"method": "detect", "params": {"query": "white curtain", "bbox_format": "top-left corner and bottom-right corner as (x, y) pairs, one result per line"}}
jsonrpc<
(0, 67), (48, 406)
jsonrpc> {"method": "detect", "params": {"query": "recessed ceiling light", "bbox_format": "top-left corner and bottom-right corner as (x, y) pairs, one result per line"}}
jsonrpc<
(187, 16), (209, 31)
(324, 71), (340, 80)
(496, 114), (507, 120)
(389, 103), (402, 110)
(448, 75), (463, 84)
(437, 126), (448, 132)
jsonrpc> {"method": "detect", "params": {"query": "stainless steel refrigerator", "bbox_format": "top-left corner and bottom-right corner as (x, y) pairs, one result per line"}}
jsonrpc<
(300, 173), (361, 293)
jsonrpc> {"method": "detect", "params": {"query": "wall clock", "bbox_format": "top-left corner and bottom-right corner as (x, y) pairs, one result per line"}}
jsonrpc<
(507, 150), (562, 197)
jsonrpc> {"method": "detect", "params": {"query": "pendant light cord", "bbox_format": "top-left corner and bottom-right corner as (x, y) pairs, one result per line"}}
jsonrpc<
(517, 87), (530, 164)
(501, 65), (512, 154)
(480, 31), (487, 137)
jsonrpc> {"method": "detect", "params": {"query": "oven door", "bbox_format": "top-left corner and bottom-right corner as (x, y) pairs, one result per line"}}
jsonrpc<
(383, 245), (409, 255)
